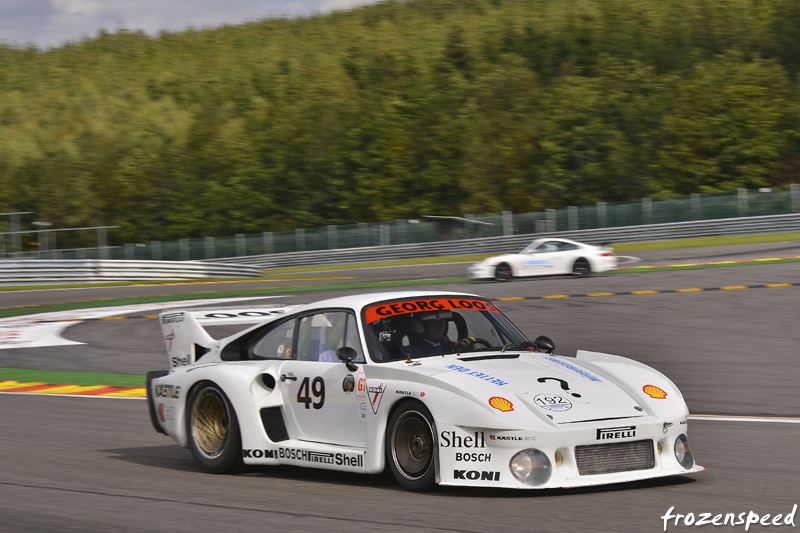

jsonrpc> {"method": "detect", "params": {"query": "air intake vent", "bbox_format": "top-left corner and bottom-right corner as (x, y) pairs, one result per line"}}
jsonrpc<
(260, 407), (289, 442)
(575, 440), (655, 476)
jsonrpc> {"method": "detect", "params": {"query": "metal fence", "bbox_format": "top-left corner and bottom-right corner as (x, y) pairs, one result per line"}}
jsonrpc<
(2, 185), (799, 262)
(216, 212), (800, 269)
(0, 260), (262, 285)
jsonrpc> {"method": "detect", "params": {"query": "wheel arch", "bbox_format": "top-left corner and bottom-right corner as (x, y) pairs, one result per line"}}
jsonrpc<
(383, 397), (441, 487)
(572, 256), (592, 275)
(494, 262), (515, 281)
(184, 378), (246, 473)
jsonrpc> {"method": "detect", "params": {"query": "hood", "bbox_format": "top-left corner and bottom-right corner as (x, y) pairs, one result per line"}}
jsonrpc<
(420, 352), (646, 425)
(479, 254), (518, 265)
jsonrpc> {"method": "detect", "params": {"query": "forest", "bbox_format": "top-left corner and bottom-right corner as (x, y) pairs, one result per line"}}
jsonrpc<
(1, 0), (800, 247)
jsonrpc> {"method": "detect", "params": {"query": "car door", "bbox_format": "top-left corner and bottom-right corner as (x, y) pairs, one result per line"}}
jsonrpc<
(277, 311), (367, 447)
(521, 241), (560, 276)
(552, 241), (580, 273)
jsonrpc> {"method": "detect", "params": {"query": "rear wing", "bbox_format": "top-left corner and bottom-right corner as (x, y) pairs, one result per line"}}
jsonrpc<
(159, 305), (296, 368)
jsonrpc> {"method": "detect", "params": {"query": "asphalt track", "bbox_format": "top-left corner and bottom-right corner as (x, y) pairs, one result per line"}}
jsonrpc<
(1, 241), (799, 532)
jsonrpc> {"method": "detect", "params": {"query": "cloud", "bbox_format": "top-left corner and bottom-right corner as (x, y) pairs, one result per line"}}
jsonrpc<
(0, 0), (379, 49)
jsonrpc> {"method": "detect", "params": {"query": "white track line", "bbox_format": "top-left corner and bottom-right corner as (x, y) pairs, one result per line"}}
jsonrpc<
(689, 414), (800, 424)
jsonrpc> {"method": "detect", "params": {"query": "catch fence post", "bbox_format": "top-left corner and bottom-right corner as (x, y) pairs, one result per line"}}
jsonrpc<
(328, 225), (337, 250)
(691, 193), (701, 220)
(642, 198), (652, 225)
(568, 206), (578, 231)
(205, 236), (215, 259)
(502, 211), (513, 236)
(236, 234), (245, 257)
(597, 202), (607, 228)
(263, 232), (274, 254)
(151, 241), (162, 261)
(738, 188), (748, 217)
(98, 227), (109, 260)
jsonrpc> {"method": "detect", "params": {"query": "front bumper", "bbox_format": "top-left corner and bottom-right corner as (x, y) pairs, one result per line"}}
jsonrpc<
(467, 264), (495, 279)
(436, 420), (703, 489)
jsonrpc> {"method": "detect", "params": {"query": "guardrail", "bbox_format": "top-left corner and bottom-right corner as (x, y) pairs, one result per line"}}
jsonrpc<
(217, 213), (800, 269)
(0, 260), (262, 285)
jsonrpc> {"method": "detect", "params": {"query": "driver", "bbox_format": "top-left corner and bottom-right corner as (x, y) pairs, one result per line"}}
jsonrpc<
(406, 311), (477, 356)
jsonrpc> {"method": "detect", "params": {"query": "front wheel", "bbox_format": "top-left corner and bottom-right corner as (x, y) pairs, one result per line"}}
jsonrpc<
(494, 263), (513, 282)
(572, 258), (592, 277)
(186, 383), (243, 474)
(386, 401), (437, 491)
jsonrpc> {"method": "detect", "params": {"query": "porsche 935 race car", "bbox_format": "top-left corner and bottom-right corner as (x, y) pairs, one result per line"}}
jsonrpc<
(468, 237), (617, 281)
(146, 291), (702, 491)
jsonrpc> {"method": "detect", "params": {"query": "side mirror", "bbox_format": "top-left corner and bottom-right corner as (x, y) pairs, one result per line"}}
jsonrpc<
(336, 347), (359, 371)
(534, 335), (555, 354)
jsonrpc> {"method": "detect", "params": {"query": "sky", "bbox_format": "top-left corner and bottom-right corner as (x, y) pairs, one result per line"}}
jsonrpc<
(0, 0), (379, 49)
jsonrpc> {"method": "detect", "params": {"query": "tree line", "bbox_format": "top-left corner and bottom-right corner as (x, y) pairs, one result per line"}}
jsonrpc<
(1, 0), (799, 247)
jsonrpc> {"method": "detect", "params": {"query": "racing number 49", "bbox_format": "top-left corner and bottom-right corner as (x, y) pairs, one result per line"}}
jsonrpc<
(297, 377), (325, 410)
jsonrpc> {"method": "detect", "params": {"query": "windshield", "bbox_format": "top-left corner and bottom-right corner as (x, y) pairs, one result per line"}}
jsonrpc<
(518, 241), (541, 254)
(363, 297), (530, 362)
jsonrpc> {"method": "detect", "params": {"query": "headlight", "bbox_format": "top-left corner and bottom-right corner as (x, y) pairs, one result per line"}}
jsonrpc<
(674, 434), (694, 469)
(509, 448), (552, 486)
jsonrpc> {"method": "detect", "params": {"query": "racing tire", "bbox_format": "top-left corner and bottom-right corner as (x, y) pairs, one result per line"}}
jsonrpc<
(186, 382), (243, 474)
(572, 258), (592, 277)
(494, 263), (513, 282)
(386, 401), (437, 492)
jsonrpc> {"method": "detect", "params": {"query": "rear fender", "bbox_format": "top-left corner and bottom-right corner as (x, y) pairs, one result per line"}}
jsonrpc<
(151, 363), (288, 450)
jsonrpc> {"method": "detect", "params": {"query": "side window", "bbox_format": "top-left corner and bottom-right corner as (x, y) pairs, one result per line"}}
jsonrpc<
(345, 314), (366, 363)
(294, 311), (366, 363)
(251, 319), (296, 359)
(297, 312), (348, 362)
(558, 242), (578, 251)
(535, 242), (557, 253)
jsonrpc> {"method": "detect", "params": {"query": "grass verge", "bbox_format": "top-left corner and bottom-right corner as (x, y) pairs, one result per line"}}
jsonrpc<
(0, 367), (145, 387)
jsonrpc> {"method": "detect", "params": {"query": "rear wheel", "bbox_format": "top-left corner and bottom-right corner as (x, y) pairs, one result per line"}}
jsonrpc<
(572, 258), (592, 277)
(494, 263), (513, 282)
(386, 401), (437, 491)
(186, 383), (242, 473)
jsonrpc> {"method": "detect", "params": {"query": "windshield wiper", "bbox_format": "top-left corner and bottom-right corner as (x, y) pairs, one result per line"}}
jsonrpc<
(501, 341), (536, 352)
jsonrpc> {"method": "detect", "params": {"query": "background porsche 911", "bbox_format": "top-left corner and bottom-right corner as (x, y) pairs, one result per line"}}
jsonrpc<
(468, 238), (617, 281)
(146, 291), (701, 491)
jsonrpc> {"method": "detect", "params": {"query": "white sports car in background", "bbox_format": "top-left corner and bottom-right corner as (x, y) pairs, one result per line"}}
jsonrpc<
(468, 237), (617, 281)
(147, 291), (701, 491)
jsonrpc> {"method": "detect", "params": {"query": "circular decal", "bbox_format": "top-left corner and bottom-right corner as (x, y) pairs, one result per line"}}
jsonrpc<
(533, 393), (573, 412)
(276, 343), (285, 356)
(342, 374), (355, 393)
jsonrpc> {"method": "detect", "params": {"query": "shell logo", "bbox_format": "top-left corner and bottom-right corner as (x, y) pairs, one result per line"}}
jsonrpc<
(643, 385), (667, 399)
(488, 396), (514, 412)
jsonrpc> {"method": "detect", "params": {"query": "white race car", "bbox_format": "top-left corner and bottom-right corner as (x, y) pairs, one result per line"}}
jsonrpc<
(468, 237), (617, 281)
(147, 291), (702, 491)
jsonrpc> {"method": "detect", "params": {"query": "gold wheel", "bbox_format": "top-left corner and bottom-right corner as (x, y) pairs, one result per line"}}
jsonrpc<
(192, 387), (229, 458)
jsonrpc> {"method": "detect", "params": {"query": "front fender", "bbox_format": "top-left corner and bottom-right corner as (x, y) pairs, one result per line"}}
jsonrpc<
(575, 350), (689, 420)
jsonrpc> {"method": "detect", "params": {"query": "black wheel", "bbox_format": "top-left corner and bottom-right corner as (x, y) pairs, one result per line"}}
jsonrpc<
(186, 383), (243, 473)
(494, 263), (513, 282)
(386, 401), (437, 491)
(572, 258), (592, 277)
